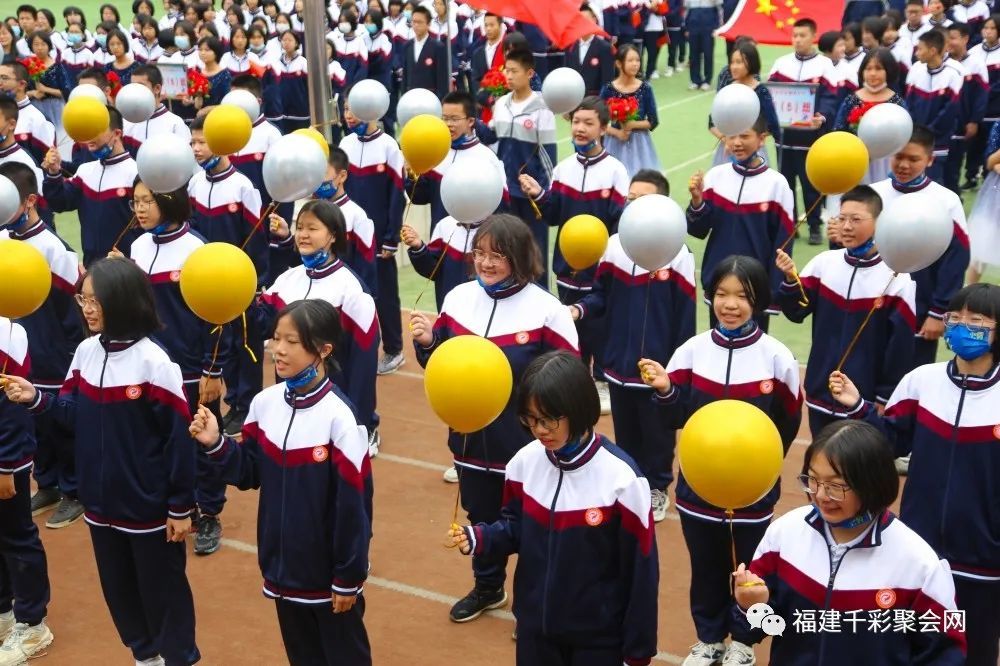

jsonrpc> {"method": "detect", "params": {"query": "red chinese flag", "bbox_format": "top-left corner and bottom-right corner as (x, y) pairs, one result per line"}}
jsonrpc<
(474, 0), (607, 49)
(717, 0), (841, 46)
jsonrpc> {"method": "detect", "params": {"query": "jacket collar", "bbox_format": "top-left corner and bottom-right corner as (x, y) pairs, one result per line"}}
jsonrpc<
(454, 135), (481, 150)
(946, 359), (1000, 391)
(794, 51), (818, 62)
(332, 192), (350, 207)
(8, 219), (46, 241)
(206, 163), (236, 182)
(0, 143), (24, 159)
(843, 249), (883, 268)
(730, 157), (768, 177)
(890, 174), (932, 193)
(283, 376), (333, 408)
(710, 323), (763, 350)
(150, 104), (168, 119)
(305, 257), (344, 280)
(359, 128), (384, 143)
(152, 221), (190, 244)
(481, 279), (527, 300)
(99, 337), (140, 353)
(575, 149), (609, 166)
(545, 432), (601, 471)
(805, 506), (894, 549)
(101, 151), (132, 167)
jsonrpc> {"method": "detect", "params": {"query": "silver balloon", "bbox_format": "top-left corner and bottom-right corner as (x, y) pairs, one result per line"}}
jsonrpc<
(0, 175), (19, 225)
(875, 193), (951, 274)
(396, 88), (442, 129)
(441, 162), (504, 223)
(348, 80), (390, 122)
(115, 83), (156, 123)
(136, 134), (198, 193)
(221, 89), (261, 123)
(857, 103), (913, 160)
(710, 83), (761, 136)
(542, 67), (586, 115)
(263, 134), (327, 202)
(68, 83), (107, 106)
(618, 194), (686, 271)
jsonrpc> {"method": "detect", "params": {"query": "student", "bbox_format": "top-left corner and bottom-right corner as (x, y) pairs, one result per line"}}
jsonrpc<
(965, 13), (999, 188)
(709, 40), (782, 162)
(870, 125), (969, 369)
(339, 99), (405, 375)
(409, 214), (578, 623)
(61, 21), (96, 85)
(122, 63), (191, 156)
(187, 113), (266, 438)
(685, 0), (722, 91)
(573, 170), (696, 523)
(132, 14), (163, 64)
(0, 99), (51, 228)
(104, 28), (138, 86)
(274, 28), (309, 133)
(950, 0), (991, 44)
(639, 255), (802, 666)
(943, 22), (989, 194)
(775, 185), (916, 438)
(449, 351), (658, 666)
(925, 0), (954, 29)
(732, 420), (966, 665)
(767, 18), (840, 245)
(469, 13), (509, 113)
(665, 0), (687, 77)
(600, 44), (661, 176)
(900, 0), (933, 55)
(195, 35), (231, 107)
(687, 114), (794, 332)
(261, 200), (382, 458)
(564, 6), (614, 98)
(41, 105), (138, 267)
(402, 6), (449, 99)
(967, 122), (1000, 283)
(836, 22), (868, 98)
(0, 62), (56, 168)
(189, 299), (372, 666)
(400, 208), (481, 315)
(3, 258), (200, 666)
(0, 161), (82, 530)
(905, 29), (963, 184)
(828, 283), (999, 666)
(331, 7), (369, 93)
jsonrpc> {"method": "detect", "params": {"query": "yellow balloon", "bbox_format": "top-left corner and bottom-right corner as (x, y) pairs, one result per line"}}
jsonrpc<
(678, 400), (784, 510)
(424, 335), (513, 433)
(0, 240), (51, 319)
(293, 127), (331, 159)
(179, 243), (257, 325)
(559, 214), (609, 270)
(805, 131), (869, 195)
(63, 97), (110, 143)
(399, 114), (451, 175)
(204, 104), (253, 156)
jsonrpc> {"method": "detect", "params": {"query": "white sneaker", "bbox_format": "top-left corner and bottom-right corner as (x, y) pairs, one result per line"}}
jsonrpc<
(136, 658), (165, 666)
(595, 381), (611, 415)
(649, 70), (660, 80)
(0, 614), (12, 644)
(664, 66), (675, 76)
(677, 61), (687, 70)
(377, 352), (405, 375)
(651, 489), (669, 523)
(700, 82), (712, 91)
(682, 642), (725, 666)
(688, 82), (700, 90)
(722, 641), (756, 665)
(0, 621), (53, 665)
(443, 466), (459, 483)
(368, 428), (380, 459)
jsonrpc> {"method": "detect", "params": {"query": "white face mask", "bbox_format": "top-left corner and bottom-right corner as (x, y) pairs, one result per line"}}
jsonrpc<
(275, 22), (289, 33)
(338, 22), (352, 34)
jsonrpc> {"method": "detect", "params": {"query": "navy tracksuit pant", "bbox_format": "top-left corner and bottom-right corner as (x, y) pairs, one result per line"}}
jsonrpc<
(608, 385), (675, 493)
(779, 147), (823, 234)
(953, 576), (1000, 666)
(223, 315), (264, 414)
(376, 254), (403, 356)
(31, 412), (75, 498)
(182, 383), (227, 517)
(458, 468), (508, 590)
(275, 596), (371, 666)
(516, 630), (625, 666)
(0, 471), (50, 626)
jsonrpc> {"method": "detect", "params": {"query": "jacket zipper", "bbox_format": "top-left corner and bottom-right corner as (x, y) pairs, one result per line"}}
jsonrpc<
(939, 376), (967, 552)
(479, 299), (499, 468)
(276, 404), (298, 598)
(98, 348), (109, 513)
(541, 467), (565, 636)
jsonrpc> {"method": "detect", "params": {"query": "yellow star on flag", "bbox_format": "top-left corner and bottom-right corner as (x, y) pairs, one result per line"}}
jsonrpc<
(756, 0), (777, 16)
(775, 19), (785, 28)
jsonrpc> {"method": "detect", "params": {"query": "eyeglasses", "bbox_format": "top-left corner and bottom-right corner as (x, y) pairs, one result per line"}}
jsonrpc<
(797, 474), (851, 502)
(472, 249), (508, 265)
(943, 312), (996, 335)
(519, 414), (565, 431)
(832, 215), (874, 226)
(74, 294), (100, 309)
(129, 198), (157, 211)
(441, 115), (468, 123)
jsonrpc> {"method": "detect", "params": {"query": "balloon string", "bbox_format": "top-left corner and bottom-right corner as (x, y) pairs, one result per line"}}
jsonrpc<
(835, 272), (898, 373)
(241, 312), (258, 364)
(444, 433), (468, 549)
(412, 224), (459, 311)
(639, 275), (652, 359)
(518, 145), (543, 220)
(201, 326), (224, 383)
(727, 509), (738, 598)
(242, 202), (278, 251)
(777, 197), (823, 253)
(791, 269), (810, 307)
(401, 173), (420, 236)
(111, 215), (137, 252)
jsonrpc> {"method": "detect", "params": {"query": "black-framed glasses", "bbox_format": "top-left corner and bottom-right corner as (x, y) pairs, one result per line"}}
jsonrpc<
(129, 197), (157, 211)
(797, 474), (850, 502)
(519, 414), (564, 432)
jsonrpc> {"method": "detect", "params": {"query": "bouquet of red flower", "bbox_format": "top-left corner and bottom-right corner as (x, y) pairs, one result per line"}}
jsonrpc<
(846, 100), (879, 131)
(607, 96), (640, 126)
(481, 67), (508, 97)
(18, 56), (46, 82)
(187, 68), (211, 98)
(106, 71), (122, 101)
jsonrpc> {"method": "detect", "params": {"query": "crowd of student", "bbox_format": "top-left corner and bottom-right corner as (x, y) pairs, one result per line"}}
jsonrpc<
(0, 0), (998, 665)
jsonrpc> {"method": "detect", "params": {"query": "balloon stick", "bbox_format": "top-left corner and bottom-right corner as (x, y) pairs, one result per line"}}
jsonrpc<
(777, 197), (823, 253)
(639, 277), (652, 359)
(411, 225), (458, 311)
(444, 433), (467, 549)
(111, 215), (137, 252)
(199, 326), (225, 400)
(835, 272), (898, 372)
(245, 201), (279, 250)
(518, 145), (543, 220)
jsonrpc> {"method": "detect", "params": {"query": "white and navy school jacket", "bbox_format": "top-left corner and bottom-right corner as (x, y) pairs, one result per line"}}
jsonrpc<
(869, 179), (969, 326)
(406, 215), (478, 310)
(464, 434), (658, 665)
(326, 193), (376, 295)
(60, 44), (95, 85)
(330, 32), (369, 90)
(853, 360), (1000, 582)
(42, 151), (138, 266)
(779, 250), (916, 411)
(835, 48), (867, 96)
(123, 104), (191, 156)
(14, 98), (56, 167)
(767, 52), (840, 149)
(654, 325), (802, 522)
(0, 143), (52, 227)
(905, 61), (963, 157)
(29, 336), (197, 530)
(947, 53), (989, 134)
(203, 378), (373, 604)
(969, 40), (1000, 121)
(340, 128), (405, 253)
(687, 159), (795, 311)
(416, 280), (579, 473)
(254, 259), (380, 431)
(131, 37), (164, 63)
(219, 50), (261, 76)
(577, 237), (697, 388)
(230, 115), (283, 207)
(0, 318), (34, 475)
(950, 0), (991, 43)
(888, 37), (914, 88)
(365, 30), (394, 89)
(488, 91), (557, 200)
(535, 150), (629, 291)
(274, 52), (309, 122)
(740, 505), (966, 665)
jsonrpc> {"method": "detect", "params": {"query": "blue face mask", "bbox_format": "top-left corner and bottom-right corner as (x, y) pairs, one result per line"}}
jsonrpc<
(476, 275), (517, 295)
(300, 248), (329, 269)
(450, 134), (468, 149)
(314, 180), (336, 199)
(403, 9), (412, 20)
(944, 323), (993, 361)
(66, 33), (83, 46)
(95, 33), (107, 47)
(285, 361), (319, 390)
(365, 23), (377, 35)
(846, 237), (876, 258)
(200, 155), (221, 171)
(821, 508), (876, 529)
(573, 138), (598, 155)
(11, 25), (21, 39)
(351, 122), (368, 137)
(174, 35), (190, 50)
(92, 142), (113, 160)
(3, 211), (28, 230)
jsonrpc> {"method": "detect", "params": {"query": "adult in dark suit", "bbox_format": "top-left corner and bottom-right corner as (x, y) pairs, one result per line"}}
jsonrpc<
(470, 13), (506, 96)
(565, 7), (615, 97)
(402, 6), (450, 100)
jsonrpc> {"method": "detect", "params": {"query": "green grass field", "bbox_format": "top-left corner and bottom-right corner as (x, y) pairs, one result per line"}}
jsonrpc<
(51, 5), (998, 360)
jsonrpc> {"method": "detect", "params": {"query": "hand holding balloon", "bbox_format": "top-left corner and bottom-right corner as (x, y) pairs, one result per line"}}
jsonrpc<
(688, 171), (704, 208)
(409, 311), (434, 347)
(42, 147), (62, 176)
(518, 174), (542, 199)
(106, 248), (125, 259)
(0, 375), (36, 404)
(188, 404), (221, 445)
(827, 371), (861, 408)
(774, 249), (797, 282)
(447, 525), (471, 554)
(637, 358), (670, 393)
(400, 225), (422, 249)
(732, 563), (769, 610)
(567, 305), (581, 321)
(826, 217), (842, 246)
(918, 317), (945, 341)
(269, 213), (290, 239)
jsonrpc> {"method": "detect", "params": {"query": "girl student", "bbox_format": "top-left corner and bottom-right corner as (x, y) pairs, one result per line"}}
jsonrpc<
(599, 44), (661, 176)
(638, 255), (802, 666)
(966, 121), (1000, 283)
(732, 420), (966, 665)
(409, 214), (579, 624)
(274, 27), (309, 133)
(827, 283), (1000, 666)
(189, 299), (373, 666)
(3, 258), (200, 665)
(448, 351), (658, 666)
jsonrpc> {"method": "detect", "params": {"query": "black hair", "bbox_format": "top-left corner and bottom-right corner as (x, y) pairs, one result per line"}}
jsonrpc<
(132, 63), (162, 87)
(793, 17), (817, 33)
(947, 283), (1000, 363)
(35, 8), (55, 29)
(229, 25), (250, 51)
(231, 72), (262, 97)
(861, 15), (888, 43)
(15, 5), (37, 18)
(27, 30), (52, 53)
(907, 124), (935, 152)
(296, 199), (348, 256)
(947, 21), (970, 39)
(189, 114), (208, 132)
(614, 43), (641, 70)
(132, 0), (156, 16)
(327, 145), (350, 173)
(441, 90), (475, 118)
(410, 5), (432, 22)
(803, 420), (899, 515)
(197, 35), (224, 61)
(840, 184), (883, 219)
(918, 28), (946, 52)
(97, 19), (118, 34)
(4, 62), (28, 88)
(707, 255), (772, 315)
(484, 11), (502, 24)
(905, 0), (924, 7)
(474, 213), (543, 285)
(842, 21), (862, 47)
(857, 47), (899, 88)
(87, 257), (162, 339)
(504, 47), (534, 70)
(105, 104), (123, 133)
(579, 4), (596, 19)
(570, 95), (609, 126)
(985, 15), (1000, 43)
(503, 31), (529, 55)
(0, 97), (18, 123)
(197, 22), (217, 37)
(77, 66), (109, 87)
(133, 176), (190, 224)
(157, 28), (174, 49)
(135, 14), (157, 35)
(731, 39), (762, 77)
(191, 2), (213, 21)
(280, 28), (301, 48)
(174, 19), (196, 42)
(274, 299), (342, 377)
(884, 10), (903, 31)
(99, 3), (121, 24)
(630, 169), (669, 196)
(366, 8), (384, 31)
(0, 161), (38, 199)
(226, 5), (246, 27)
(818, 30), (843, 54)
(517, 351), (600, 442)
(106, 28), (131, 53)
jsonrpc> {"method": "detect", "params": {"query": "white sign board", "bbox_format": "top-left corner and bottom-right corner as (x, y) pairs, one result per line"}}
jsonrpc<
(768, 81), (819, 128)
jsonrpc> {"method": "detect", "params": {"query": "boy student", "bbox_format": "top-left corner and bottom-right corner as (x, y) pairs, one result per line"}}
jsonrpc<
(687, 114), (795, 332)
(340, 98), (407, 376)
(41, 106), (138, 267)
(188, 113), (266, 439)
(564, 6), (615, 98)
(925, 0), (953, 29)
(775, 185), (916, 438)
(944, 22), (989, 194)
(900, 0), (933, 53)
(767, 18), (839, 245)
(402, 6), (449, 100)
(949, 0), (991, 44)
(122, 64), (191, 156)
(870, 125), (970, 369)
(0, 62), (55, 168)
(0, 100), (52, 230)
(490, 49), (557, 282)
(518, 96), (628, 414)
(905, 29), (963, 184)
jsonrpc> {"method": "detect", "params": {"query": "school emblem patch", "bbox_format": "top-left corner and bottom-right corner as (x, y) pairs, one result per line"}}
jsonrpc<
(377, 163), (386, 173)
(584, 508), (603, 526)
(600, 189), (610, 199)
(875, 588), (896, 609)
(312, 446), (329, 462)
(116, 188), (127, 197)
(424, 57), (434, 66)
(515, 331), (530, 345)
(228, 203), (239, 213)
(655, 268), (671, 281)
(590, 57), (599, 66)
(16, 134), (27, 142)
(255, 152), (264, 161)
(523, 118), (535, 130)
(169, 271), (181, 282)
(759, 380), (774, 395)
(125, 385), (142, 400)
(993, 424), (1000, 440)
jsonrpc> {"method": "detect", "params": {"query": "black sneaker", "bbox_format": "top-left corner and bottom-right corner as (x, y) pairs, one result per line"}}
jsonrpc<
(961, 178), (978, 190)
(194, 514), (222, 555)
(808, 229), (823, 245)
(449, 586), (507, 623)
(30, 488), (61, 516)
(223, 409), (247, 437)
(46, 497), (84, 528)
